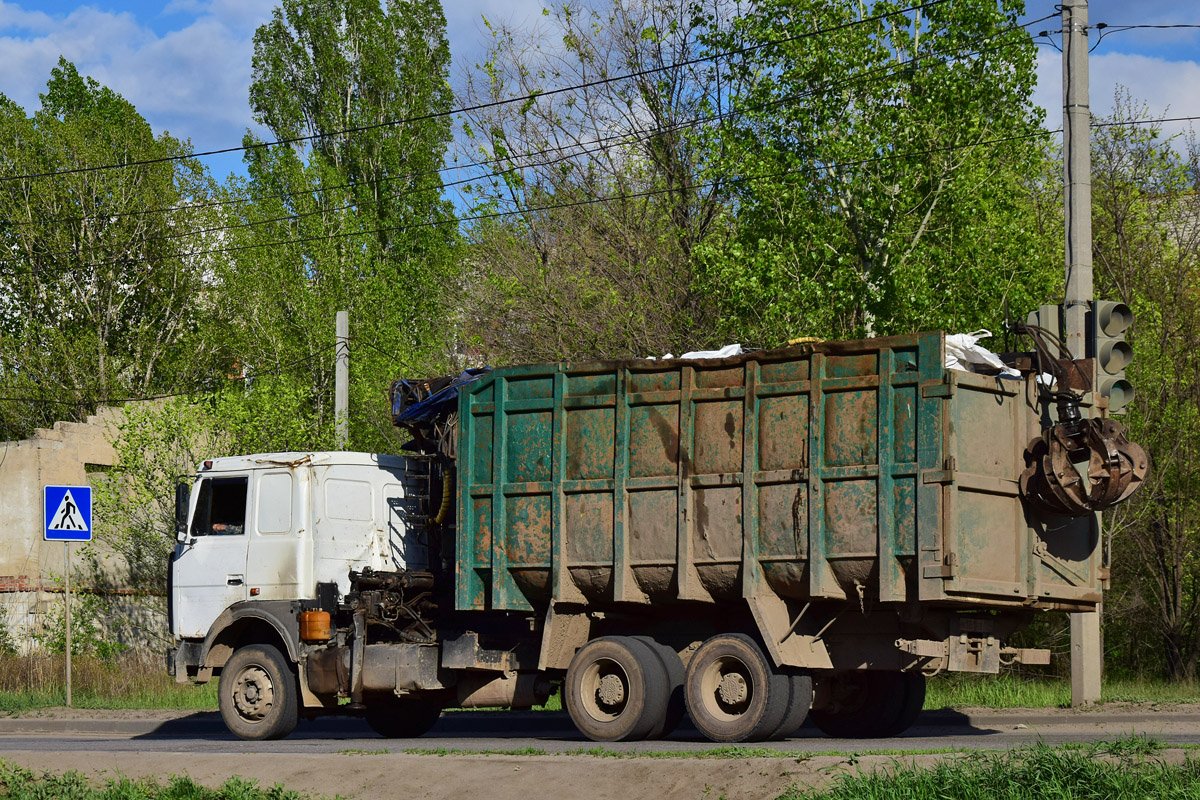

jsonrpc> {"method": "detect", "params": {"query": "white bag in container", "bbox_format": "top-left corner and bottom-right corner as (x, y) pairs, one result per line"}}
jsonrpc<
(945, 330), (1021, 379)
(680, 343), (744, 360)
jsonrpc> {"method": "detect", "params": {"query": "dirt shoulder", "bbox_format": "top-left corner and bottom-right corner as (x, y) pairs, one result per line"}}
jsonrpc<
(1, 746), (1197, 800)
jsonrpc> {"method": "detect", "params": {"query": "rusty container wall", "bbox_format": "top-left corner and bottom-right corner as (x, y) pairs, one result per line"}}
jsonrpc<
(454, 332), (1101, 614)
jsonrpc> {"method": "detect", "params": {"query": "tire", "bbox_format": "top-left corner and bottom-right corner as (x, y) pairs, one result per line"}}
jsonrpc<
(218, 644), (299, 741)
(365, 697), (444, 738)
(881, 672), (926, 737)
(684, 633), (791, 743)
(632, 636), (686, 739)
(565, 636), (670, 742)
(769, 672), (814, 741)
(809, 671), (907, 739)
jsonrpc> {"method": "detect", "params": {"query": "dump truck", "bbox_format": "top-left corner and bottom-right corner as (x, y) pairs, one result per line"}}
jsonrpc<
(168, 331), (1146, 742)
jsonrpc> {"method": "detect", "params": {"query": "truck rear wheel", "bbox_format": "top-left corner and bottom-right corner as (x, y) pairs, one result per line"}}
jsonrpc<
(769, 672), (814, 740)
(882, 672), (926, 736)
(365, 697), (444, 738)
(809, 671), (920, 738)
(218, 644), (299, 741)
(632, 636), (686, 738)
(684, 633), (790, 743)
(565, 636), (669, 742)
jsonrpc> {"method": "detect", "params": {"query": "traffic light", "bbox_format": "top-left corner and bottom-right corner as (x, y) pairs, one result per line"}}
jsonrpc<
(1026, 304), (1063, 341)
(1089, 300), (1134, 413)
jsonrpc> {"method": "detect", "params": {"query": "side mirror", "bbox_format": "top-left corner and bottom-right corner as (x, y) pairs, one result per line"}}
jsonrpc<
(175, 481), (191, 541)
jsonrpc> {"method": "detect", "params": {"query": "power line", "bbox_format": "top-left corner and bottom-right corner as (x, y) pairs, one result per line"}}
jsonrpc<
(1098, 23), (1200, 30)
(3, 24), (1044, 264)
(1032, 18), (1200, 52)
(0, 345), (337, 408)
(1093, 115), (1200, 130)
(5, 10), (1058, 232)
(0, 0), (954, 185)
(9, 117), (1192, 277)
(2, 123), (1065, 276)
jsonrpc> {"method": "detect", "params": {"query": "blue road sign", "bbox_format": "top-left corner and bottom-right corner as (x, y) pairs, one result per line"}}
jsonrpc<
(44, 485), (92, 542)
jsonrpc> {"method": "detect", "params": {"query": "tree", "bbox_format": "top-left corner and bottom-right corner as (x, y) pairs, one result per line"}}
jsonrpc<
(216, 0), (459, 452)
(1092, 94), (1200, 682)
(0, 59), (223, 440)
(695, 0), (1060, 344)
(459, 0), (738, 362)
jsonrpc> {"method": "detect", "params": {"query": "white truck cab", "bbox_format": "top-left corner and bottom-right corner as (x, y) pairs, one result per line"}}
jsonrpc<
(171, 451), (424, 641)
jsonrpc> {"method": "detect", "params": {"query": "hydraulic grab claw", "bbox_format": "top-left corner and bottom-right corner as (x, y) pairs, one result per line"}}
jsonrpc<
(1019, 403), (1148, 518)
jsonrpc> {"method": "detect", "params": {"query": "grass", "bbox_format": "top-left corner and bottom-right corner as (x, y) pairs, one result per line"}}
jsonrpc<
(399, 744), (973, 760)
(0, 739), (1193, 800)
(925, 673), (1200, 709)
(0, 652), (217, 713)
(400, 744), (808, 759)
(779, 738), (1197, 800)
(0, 760), (322, 800)
(0, 650), (1196, 715)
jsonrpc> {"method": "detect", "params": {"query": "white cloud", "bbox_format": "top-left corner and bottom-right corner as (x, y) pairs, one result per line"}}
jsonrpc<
(1034, 49), (1200, 142)
(0, 0), (274, 176)
(0, 1), (53, 33)
(0, 0), (544, 178)
(445, 0), (547, 73)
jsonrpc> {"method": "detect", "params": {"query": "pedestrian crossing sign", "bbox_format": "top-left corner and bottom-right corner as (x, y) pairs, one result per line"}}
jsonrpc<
(44, 485), (92, 541)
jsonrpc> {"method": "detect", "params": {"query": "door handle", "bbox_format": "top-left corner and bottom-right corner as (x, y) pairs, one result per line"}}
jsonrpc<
(227, 575), (244, 586)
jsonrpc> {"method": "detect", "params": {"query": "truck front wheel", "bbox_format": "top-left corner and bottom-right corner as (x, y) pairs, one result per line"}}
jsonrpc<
(218, 644), (299, 741)
(684, 633), (791, 743)
(565, 636), (669, 742)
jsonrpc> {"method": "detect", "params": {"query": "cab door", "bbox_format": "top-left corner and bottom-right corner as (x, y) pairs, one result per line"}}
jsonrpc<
(172, 474), (250, 638)
(244, 468), (310, 600)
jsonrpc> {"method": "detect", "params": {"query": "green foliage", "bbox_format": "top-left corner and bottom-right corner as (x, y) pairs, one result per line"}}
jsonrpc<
(33, 594), (128, 660)
(458, 0), (732, 361)
(0, 59), (224, 441)
(0, 621), (17, 659)
(211, 0), (461, 453)
(1090, 93), (1200, 682)
(0, 762), (307, 800)
(93, 399), (229, 594)
(696, 0), (1060, 345)
(0, 652), (217, 712)
(781, 742), (1200, 800)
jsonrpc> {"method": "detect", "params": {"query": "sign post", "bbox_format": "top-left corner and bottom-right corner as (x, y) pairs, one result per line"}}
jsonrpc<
(43, 485), (92, 708)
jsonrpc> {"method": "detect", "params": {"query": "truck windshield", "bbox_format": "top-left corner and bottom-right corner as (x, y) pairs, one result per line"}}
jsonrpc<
(191, 477), (248, 536)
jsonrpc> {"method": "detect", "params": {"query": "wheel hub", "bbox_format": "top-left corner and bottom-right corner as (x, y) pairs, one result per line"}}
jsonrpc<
(232, 665), (274, 721)
(717, 672), (748, 705)
(597, 673), (626, 706)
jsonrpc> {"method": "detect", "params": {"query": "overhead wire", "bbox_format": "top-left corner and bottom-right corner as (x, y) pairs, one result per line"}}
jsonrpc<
(6, 109), (1195, 277)
(4, 9), (1061, 232)
(2, 20), (1050, 266)
(1, 123), (1066, 275)
(6, 8), (1189, 412)
(0, 343), (338, 408)
(0, 0), (953, 186)
(1031, 18), (1200, 53)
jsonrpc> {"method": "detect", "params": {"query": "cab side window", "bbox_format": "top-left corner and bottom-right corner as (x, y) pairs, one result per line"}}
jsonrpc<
(191, 477), (248, 536)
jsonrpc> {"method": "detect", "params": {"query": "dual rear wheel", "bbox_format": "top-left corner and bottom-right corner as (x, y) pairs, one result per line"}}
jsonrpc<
(565, 633), (814, 743)
(563, 636), (675, 741)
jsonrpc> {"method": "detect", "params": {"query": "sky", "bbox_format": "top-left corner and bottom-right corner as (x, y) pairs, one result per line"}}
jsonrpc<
(0, 0), (1198, 181)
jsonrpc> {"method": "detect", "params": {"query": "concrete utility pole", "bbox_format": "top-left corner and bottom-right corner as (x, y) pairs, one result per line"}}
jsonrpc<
(1062, 0), (1102, 707)
(336, 310), (349, 450)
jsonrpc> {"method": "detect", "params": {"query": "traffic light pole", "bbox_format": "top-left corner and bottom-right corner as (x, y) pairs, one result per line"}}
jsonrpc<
(1063, 0), (1102, 707)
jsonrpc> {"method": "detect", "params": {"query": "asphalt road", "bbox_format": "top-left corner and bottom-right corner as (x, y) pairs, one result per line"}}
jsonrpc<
(2, 709), (1199, 800)
(1, 707), (1199, 754)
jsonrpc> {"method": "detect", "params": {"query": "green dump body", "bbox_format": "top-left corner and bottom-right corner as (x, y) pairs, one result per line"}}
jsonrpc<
(455, 332), (1100, 615)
